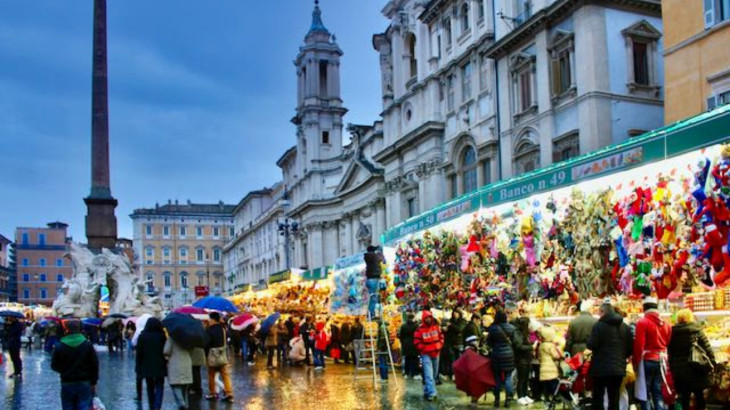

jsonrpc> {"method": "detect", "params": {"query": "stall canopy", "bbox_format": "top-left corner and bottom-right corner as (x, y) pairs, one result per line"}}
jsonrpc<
(301, 266), (332, 281)
(382, 104), (730, 244)
(268, 269), (292, 284)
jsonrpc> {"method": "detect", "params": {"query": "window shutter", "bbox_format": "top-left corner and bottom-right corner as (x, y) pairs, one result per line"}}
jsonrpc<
(550, 58), (560, 96)
(704, 0), (715, 28)
(707, 95), (717, 111)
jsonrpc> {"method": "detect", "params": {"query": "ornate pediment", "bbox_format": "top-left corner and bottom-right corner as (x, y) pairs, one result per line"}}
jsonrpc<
(621, 20), (662, 40)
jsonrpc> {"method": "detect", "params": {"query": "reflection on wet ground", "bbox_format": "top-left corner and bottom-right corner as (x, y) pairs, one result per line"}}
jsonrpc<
(2, 347), (529, 409)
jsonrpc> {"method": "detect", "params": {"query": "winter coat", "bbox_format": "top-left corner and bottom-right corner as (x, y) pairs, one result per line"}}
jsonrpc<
(206, 322), (226, 351)
(190, 347), (206, 367)
(463, 321), (482, 345)
(587, 311), (633, 378)
(276, 323), (289, 345)
(512, 328), (534, 367)
(135, 318), (167, 379)
(398, 319), (419, 357)
(6, 321), (23, 350)
(299, 322), (311, 342)
(330, 324), (341, 346)
(668, 322), (716, 390)
(486, 323), (516, 371)
(633, 311), (671, 367)
(314, 329), (328, 351)
(265, 324), (279, 348)
(414, 311), (444, 358)
(351, 322), (364, 342)
(537, 327), (562, 381)
(289, 336), (306, 362)
(364, 251), (384, 279)
(51, 333), (99, 385)
(444, 317), (466, 349)
(340, 323), (352, 345)
(285, 319), (295, 340)
(164, 338), (192, 385)
(565, 312), (597, 356)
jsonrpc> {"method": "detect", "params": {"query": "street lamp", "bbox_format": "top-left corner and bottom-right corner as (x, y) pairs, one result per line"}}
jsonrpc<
(277, 187), (298, 270)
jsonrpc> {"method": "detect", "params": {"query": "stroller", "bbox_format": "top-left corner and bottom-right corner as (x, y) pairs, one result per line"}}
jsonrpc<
(545, 352), (592, 410)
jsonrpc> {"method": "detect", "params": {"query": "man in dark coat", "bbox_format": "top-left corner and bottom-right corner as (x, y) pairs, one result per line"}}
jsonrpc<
(587, 302), (633, 410)
(351, 317), (364, 367)
(486, 310), (516, 407)
(440, 310), (465, 379)
(340, 320), (353, 364)
(463, 314), (482, 348)
(398, 312), (420, 379)
(668, 309), (716, 410)
(330, 322), (342, 364)
(566, 300), (597, 356)
(51, 320), (99, 410)
(136, 317), (168, 410)
(298, 317), (312, 366)
(5, 317), (24, 378)
(364, 246), (385, 319)
(511, 316), (534, 404)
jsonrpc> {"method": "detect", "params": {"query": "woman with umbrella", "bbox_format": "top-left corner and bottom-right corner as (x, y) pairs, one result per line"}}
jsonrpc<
(136, 318), (167, 410)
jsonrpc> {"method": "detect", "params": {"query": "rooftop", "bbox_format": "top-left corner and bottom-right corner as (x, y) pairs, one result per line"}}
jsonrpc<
(131, 201), (236, 217)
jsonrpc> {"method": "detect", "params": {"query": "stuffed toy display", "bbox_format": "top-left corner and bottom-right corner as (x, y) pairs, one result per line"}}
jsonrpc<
(384, 143), (730, 315)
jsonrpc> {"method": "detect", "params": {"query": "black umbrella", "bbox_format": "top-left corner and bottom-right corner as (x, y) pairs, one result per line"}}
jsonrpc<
(162, 313), (207, 350)
(0, 310), (24, 318)
(107, 313), (128, 319)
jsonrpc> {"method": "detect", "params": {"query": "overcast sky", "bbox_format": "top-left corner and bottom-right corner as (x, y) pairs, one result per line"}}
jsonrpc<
(0, 1), (386, 242)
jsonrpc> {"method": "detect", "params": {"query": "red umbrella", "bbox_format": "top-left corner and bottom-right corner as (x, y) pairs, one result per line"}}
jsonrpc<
(230, 313), (258, 331)
(453, 349), (496, 399)
(173, 306), (207, 315)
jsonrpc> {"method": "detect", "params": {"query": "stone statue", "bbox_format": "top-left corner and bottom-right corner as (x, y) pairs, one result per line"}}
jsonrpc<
(52, 243), (162, 318)
(52, 243), (103, 318)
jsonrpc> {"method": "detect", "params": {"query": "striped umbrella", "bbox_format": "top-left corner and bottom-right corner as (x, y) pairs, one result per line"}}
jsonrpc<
(230, 313), (258, 331)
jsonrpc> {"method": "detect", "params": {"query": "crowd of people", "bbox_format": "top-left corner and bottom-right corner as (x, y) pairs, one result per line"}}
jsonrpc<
(390, 296), (717, 410)
(1, 293), (720, 409)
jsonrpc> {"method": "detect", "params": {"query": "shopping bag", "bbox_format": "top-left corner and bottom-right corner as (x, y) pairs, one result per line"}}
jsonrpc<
(331, 348), (341, 360)
(92, 396), (106, 410)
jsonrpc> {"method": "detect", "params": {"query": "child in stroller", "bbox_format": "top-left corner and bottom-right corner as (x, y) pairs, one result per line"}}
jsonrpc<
(545, 351), (592, 410)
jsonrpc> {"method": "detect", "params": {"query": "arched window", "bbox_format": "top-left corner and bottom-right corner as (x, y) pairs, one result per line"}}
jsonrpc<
(461, 146), (478, 193)
(461, 2), (470, 33)
(406, 33), (417, 80)
(514, 136), (541, 175)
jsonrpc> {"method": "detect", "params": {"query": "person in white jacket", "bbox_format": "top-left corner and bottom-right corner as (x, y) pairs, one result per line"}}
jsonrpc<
(289, 336), (306, 365)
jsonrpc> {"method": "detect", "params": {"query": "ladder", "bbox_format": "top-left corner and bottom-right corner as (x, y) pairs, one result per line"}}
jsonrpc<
(353, 292), (398, 386)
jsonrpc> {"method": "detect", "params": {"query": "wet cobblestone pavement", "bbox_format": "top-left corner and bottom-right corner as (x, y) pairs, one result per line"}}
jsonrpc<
(1, 347), (533, 409)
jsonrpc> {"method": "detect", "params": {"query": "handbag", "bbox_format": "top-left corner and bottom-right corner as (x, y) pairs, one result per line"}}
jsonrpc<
(331, 348), (341, 360)
(207, 346), (229, 368)
(689, 338), (714, 371)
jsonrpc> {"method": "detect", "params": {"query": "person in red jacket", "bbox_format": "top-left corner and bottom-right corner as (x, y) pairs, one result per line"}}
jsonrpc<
(313, 322), (328, 370)
(633, 297), (672, 410)
(414, 310), (444, 401)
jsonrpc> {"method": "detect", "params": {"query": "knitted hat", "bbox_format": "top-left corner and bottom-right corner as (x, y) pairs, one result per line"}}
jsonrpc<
(643, 296), (658, 310)
(465, 335), (478, 345)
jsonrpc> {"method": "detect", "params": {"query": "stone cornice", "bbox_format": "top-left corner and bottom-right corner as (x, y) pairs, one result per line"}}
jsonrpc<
(486, 0), (661, 59)
(373, 121), (445, 163)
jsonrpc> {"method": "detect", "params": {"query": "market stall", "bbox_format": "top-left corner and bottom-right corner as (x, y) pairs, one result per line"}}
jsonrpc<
(229, 268), (331, 317)
(380, 105), (730, 405)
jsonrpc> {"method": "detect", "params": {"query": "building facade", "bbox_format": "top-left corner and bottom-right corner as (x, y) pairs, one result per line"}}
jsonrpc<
(0, 234), (12, 302)
(662, 0), (730, 123)
(225, 0), (666, 290)
(222, 184), (288, 294)
(15, 222), (73, 306)
(130, 201), (235, 308)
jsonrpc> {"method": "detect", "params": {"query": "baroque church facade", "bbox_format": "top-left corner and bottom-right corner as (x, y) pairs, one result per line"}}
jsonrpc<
(224, 0), (664, 290)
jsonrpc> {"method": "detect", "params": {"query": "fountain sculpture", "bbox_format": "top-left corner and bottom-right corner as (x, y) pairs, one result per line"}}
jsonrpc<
(52, 243), (162, 318)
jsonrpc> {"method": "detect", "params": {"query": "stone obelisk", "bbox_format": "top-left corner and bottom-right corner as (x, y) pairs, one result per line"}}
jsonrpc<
(84, 0), (118, 250)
